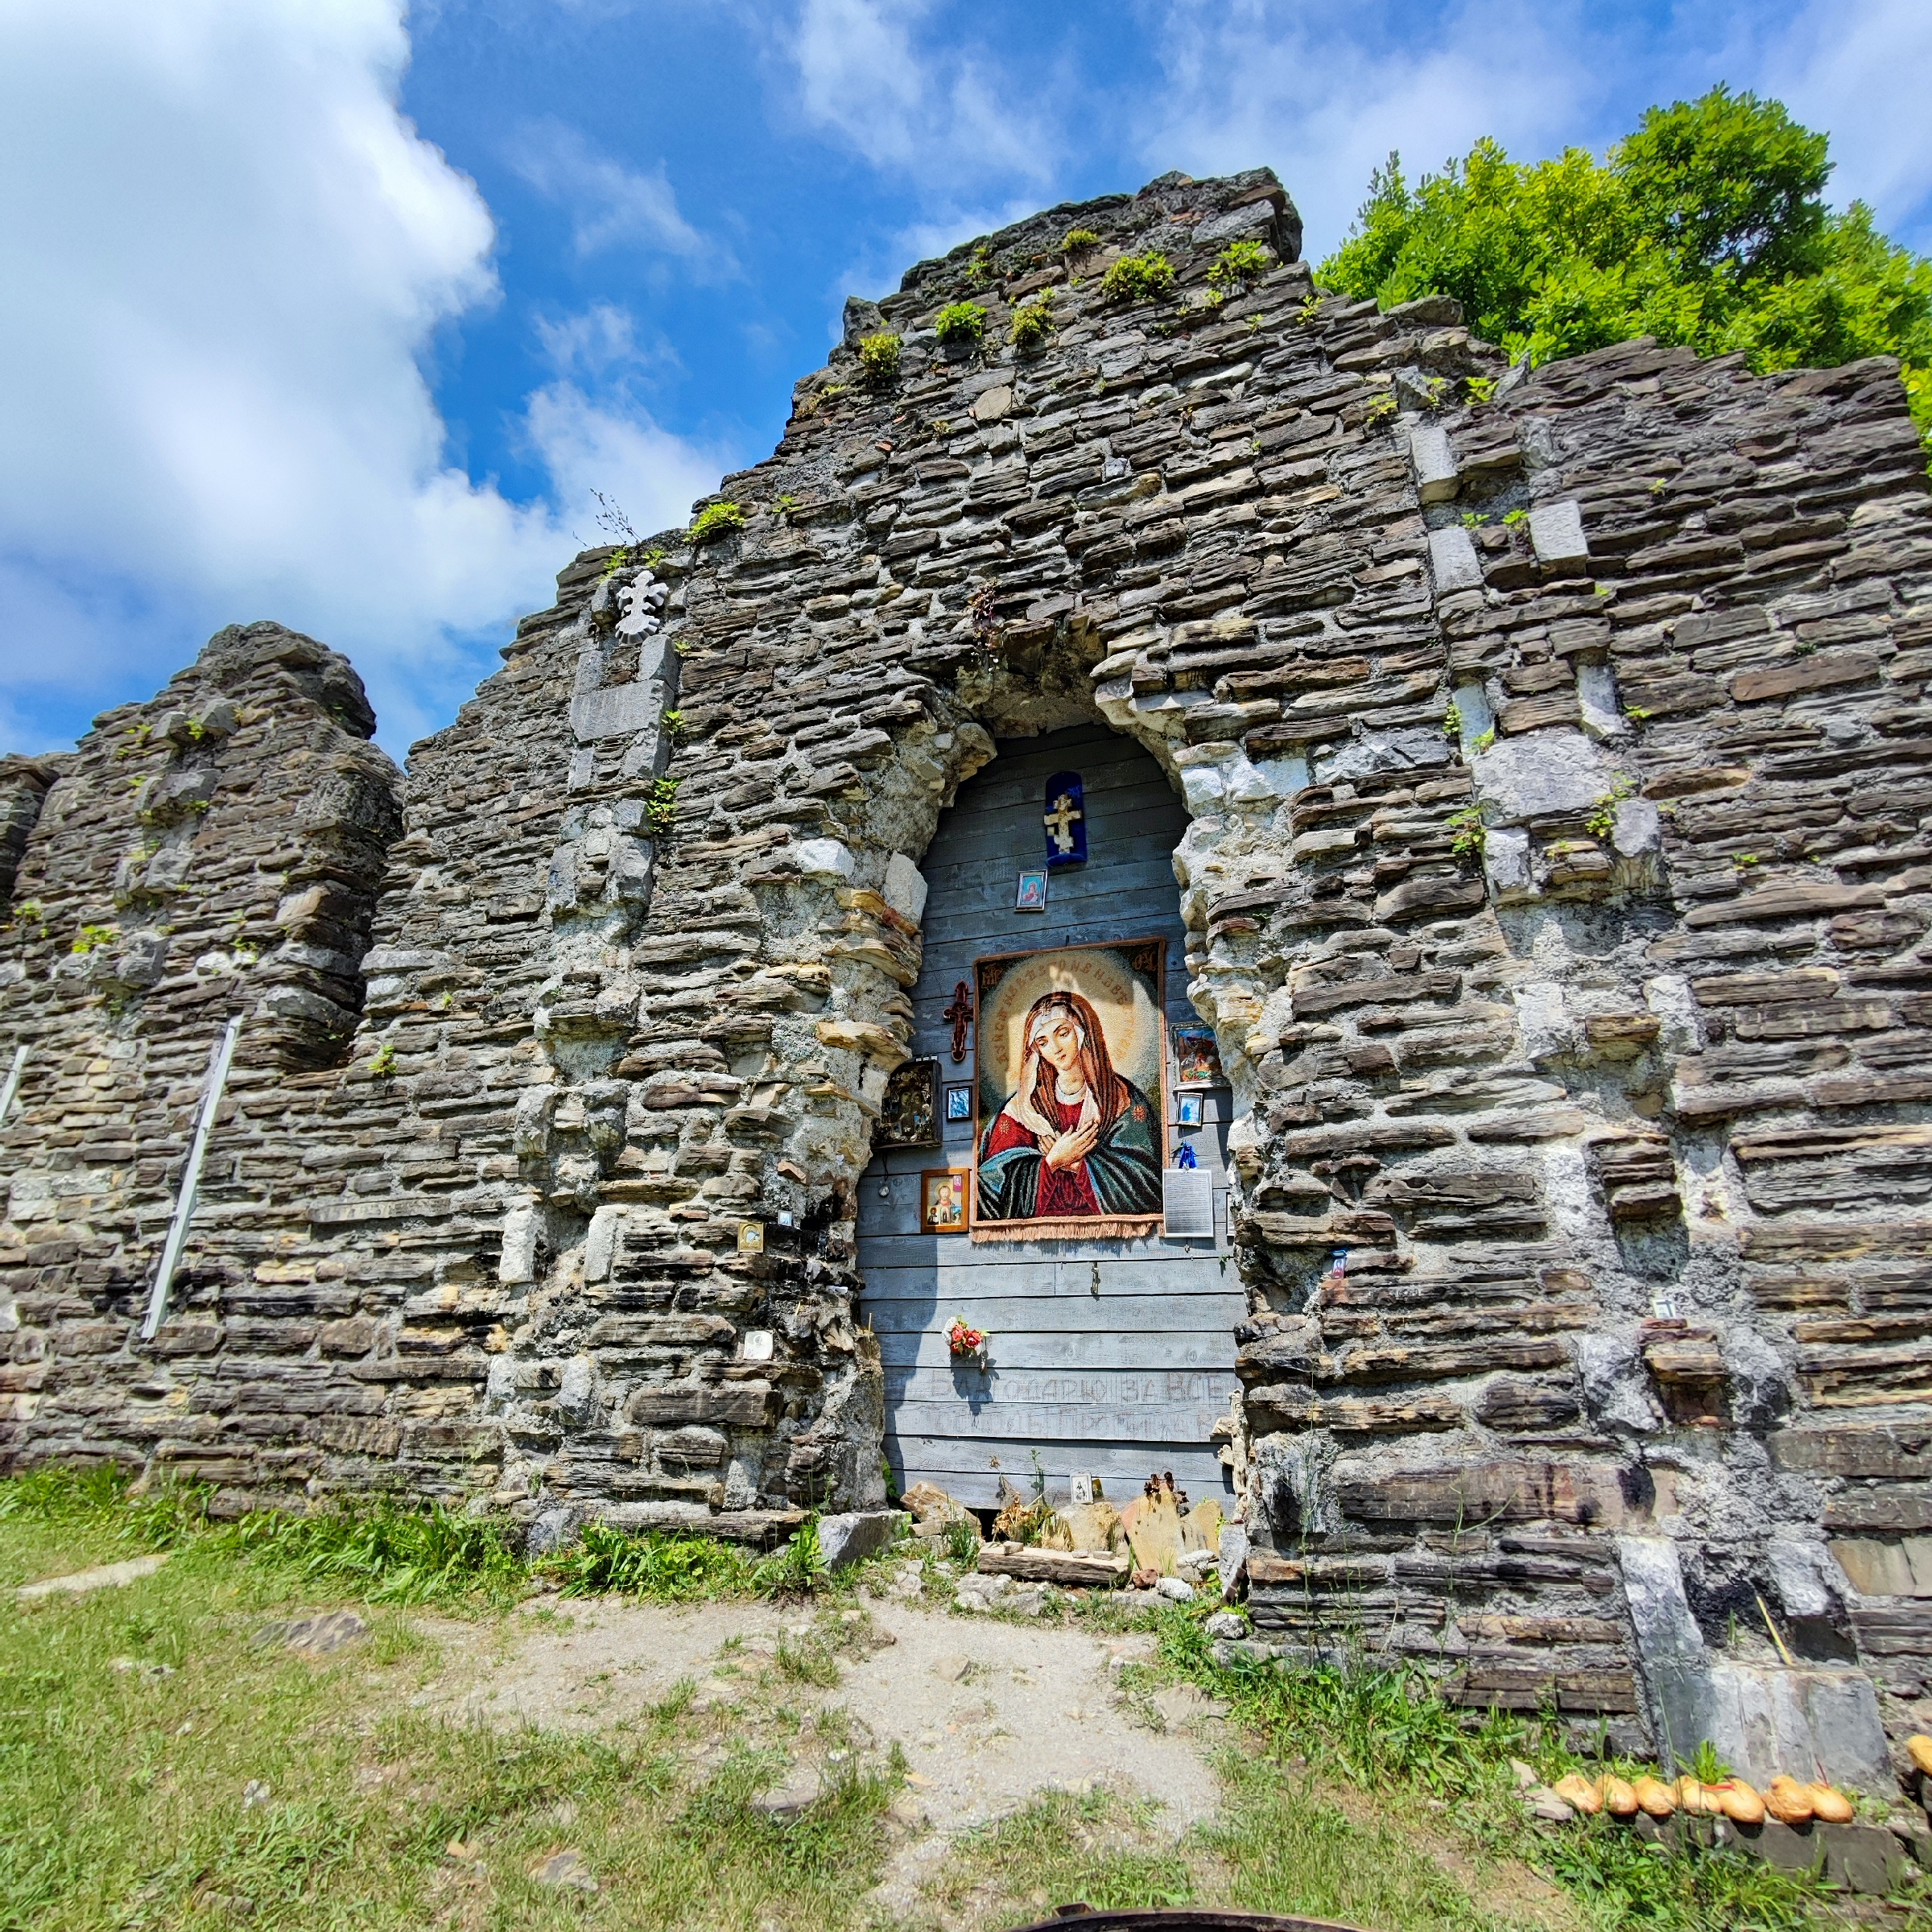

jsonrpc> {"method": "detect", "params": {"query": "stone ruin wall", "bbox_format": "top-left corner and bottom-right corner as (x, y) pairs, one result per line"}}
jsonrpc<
(3, 167), (1931, 1765)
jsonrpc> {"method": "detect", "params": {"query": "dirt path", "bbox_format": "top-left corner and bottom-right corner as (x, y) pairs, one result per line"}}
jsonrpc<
(419, 1571), (1229, 1918)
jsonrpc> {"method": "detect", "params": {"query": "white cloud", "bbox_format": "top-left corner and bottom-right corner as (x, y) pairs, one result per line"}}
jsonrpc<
(0, 0), (729, 754)
(525, 383), (733, 546)
(535, 299), (670, 381)
(1757, 0), (1932, 246)
(1128, 0), (1932, 265)
(1127, 0), (1618, 262)
(782, 0), (1058, 188)
(508, 119), (732, 273)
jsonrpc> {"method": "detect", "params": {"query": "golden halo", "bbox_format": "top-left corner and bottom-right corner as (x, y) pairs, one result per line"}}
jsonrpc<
(978, 946), (1162, 1113)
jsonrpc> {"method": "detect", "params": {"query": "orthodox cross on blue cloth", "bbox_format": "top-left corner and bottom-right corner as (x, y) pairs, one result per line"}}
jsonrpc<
(1042, 770), (1087, 867)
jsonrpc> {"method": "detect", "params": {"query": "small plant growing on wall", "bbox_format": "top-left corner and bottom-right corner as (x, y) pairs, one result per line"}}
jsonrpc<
(1447, 806), (1487, 865)
(367, 1042), (398, 1077)
(1061, 226), (1100, 253)
(70, 923), (118, 956)
(592, 489), (638, 546)
(1100, 250), (1174, 305)
(1584, 775), (1636, 840)
(1208, 239), (1269, 293)
(857, 332), (902, 385)
(1361, 391), (1397, 426)
(1009, 295), (1054, 353)
(964, 244), (996, 289)
(687, 501), (745, 544)
(933, 301), (986, 348)
(646, 776), (680, 839)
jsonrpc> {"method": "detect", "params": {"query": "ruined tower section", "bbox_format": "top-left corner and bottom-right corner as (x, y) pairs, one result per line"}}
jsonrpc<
(0, 625), (402, 1481)
(2, 167), (1930, 1763)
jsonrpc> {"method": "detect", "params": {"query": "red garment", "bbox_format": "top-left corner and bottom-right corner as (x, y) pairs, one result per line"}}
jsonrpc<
(985, 1091), (1100, 1217)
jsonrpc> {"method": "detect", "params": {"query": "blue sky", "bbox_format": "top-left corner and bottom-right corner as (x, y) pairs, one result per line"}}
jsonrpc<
(2, 0), (1929, 760)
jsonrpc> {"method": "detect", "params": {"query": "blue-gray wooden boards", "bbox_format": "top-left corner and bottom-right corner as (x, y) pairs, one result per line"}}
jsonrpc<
(857, 723), (1242, 1509)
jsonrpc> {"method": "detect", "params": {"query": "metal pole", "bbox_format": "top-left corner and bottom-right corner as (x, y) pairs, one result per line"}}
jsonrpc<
(0, 1042), (24, 1128)
(140, 1015), (243, 1342)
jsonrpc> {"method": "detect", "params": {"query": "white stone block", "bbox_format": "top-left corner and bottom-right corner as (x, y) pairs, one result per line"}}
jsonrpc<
(584, 1205), (625, 1282)
(498, 1203), (540, 1285)
(791, 838), (856, 881)
(571, 680), (661, 743)
(1180, 764), (1226, 811)
(817, 1509), (907, 1570)
(1472, 729), (1621, 819)
(1575, 659), (1624, 740)
(1483, 825), (1534, 902)
(1452, 681), (1494, 751)
(1529, 498), (1589, 567)
(1408, 424), (1459, 503)
(882, 852), (928, 923)
(1513, 982), (1573, 1060)
(1612, 796), (1661, 857)
(1426, 522), (1482, 590)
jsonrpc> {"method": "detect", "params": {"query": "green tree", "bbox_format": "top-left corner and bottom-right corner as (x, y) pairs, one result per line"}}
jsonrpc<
(1319, 86), (1932, 452)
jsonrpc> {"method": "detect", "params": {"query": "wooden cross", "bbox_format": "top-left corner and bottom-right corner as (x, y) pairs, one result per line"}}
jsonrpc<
(943, 980), (972, 1063)
(1044, 791), (1083, 854)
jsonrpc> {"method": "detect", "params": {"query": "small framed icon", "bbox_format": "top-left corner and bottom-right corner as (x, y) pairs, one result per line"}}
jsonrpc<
(1014, 869), (1049, 912)
(943, 1082), (972, 1124)
(877, 1055), (939, 1148)
(922, 1167), (969, 1233)
(1172, 1023), (1225, 1088)
(1175, 1092), (1204, 1128)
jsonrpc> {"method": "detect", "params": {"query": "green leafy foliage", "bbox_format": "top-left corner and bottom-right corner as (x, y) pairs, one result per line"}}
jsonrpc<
(1100, 249), (1175, 306)
(213, 1498), (524, 1606)
(69, 923), (118, 956)
(1061, 226), (1100, 252)
(856, 331), (901, 385)
(687, 500), (745, 543)
(1208, 239), (1271, 291)
(941, 1513), (980, 1566)
(933, 300), (987, 346)
(541, 1523), (758, 1600)
(366, 1041), (397, 1076)
(646, 774), (679, 838)
(1585, 774), (1637, 839)
(1319, 86), (1932, 453)
(1447, 805), (1487, 862)
(752, 1516), (828, 1596)
(1009, 295), (1054, 353)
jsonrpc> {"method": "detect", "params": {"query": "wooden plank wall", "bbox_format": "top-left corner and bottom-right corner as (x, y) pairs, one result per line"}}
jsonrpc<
(857, 724), (1245, 1509)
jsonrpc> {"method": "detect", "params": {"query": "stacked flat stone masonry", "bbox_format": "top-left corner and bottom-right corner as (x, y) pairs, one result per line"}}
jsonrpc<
(3, 167), (1930, 1773)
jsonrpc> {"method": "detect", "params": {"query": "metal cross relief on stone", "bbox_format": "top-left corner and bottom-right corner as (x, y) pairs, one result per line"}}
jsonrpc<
(1044, 792), (1083, 854)
(943, 980), (972, 1063)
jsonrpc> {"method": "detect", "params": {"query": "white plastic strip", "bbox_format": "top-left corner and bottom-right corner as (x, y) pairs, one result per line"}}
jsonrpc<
(140, 1015), (243, 1342)
(0, 1042), (25, 1128)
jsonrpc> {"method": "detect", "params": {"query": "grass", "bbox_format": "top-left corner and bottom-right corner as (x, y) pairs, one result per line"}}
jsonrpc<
(931, 1788), (1196, 1923)
(0, 1473), (1875, 1931)
(0, 1476), (898, 1932)
(1148, 1605), (1843, 1932)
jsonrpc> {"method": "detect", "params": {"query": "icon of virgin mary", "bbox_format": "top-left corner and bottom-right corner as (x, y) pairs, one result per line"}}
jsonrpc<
(976, 989), (1162, 1224)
